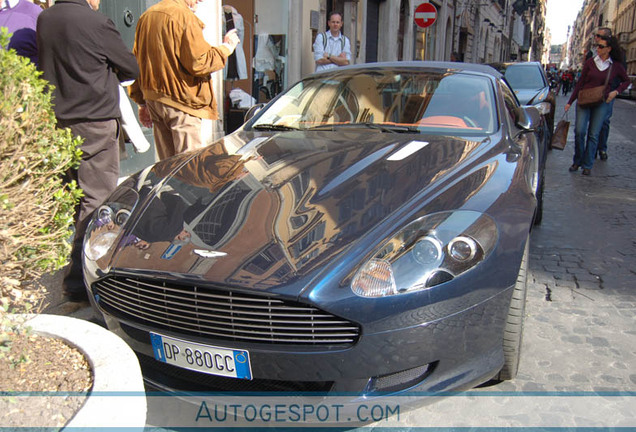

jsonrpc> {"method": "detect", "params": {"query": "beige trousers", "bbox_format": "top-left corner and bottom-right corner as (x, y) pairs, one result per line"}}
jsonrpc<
(147, 100), (214, 160)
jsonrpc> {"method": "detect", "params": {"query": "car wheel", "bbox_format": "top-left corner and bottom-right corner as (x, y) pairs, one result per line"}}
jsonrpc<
(495, 236), (529, 381)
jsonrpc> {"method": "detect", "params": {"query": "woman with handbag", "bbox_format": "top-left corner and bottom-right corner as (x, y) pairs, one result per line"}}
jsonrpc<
(564, 35), (630, 176)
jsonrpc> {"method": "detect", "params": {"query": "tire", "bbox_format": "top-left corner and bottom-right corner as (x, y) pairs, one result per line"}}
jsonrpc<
(495, 236), (529, 381)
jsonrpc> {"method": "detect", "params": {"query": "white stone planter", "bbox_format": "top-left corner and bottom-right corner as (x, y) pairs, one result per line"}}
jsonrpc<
(25, 314), (147, 430)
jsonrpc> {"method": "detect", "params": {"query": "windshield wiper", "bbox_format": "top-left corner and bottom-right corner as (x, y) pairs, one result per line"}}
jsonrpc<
(305, 124), (336, 131)
(329, 123), (419, 133)
(252, 124), (299, 131)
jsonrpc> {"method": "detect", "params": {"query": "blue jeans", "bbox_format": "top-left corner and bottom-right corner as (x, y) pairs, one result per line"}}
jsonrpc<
(596, 99), (614, 153)
(573, 101), (611, 169)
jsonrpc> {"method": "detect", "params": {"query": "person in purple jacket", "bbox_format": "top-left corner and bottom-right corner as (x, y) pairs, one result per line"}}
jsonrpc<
(564, 35), (630, 176)
(0, 0), (42, 66)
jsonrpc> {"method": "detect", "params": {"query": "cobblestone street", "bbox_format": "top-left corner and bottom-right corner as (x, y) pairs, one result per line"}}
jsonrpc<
(523, 92), (636, 394)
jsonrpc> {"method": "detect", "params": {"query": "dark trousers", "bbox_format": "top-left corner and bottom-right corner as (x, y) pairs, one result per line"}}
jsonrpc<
(597, 99), (614, 153)
(59, 119), (120, 294)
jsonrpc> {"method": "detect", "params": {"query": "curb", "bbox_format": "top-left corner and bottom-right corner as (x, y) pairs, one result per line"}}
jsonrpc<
(26, 314), (147, 430)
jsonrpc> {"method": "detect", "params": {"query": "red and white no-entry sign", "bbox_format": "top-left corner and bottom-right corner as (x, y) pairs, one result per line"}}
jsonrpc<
(414, 2), (437, 28)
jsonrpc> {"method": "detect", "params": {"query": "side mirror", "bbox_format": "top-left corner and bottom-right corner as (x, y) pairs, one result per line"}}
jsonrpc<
(515, 106), (541, 132)
(244, 103), (265, 122)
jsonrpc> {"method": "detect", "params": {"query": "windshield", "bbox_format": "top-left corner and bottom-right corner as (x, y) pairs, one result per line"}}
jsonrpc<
(504, 65), (546, 90)
(249, 69), (497, 135)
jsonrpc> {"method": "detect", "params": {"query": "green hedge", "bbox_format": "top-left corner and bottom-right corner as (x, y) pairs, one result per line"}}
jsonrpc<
(0, 28), (82, 316)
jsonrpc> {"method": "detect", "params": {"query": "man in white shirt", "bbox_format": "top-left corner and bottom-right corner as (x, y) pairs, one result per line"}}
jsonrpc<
(313, 11), (351, 72)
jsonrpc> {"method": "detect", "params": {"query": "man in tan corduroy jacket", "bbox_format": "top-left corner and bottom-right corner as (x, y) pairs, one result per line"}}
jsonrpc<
(130, 0), (239, 160)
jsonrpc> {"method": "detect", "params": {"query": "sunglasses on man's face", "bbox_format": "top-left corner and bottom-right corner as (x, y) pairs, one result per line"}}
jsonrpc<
(596, 44), (609, 49)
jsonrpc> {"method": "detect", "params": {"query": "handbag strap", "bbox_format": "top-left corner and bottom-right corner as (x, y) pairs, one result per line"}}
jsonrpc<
(603, 64), (613, 88)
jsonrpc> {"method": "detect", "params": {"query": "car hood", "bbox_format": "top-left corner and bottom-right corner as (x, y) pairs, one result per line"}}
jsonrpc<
(111, 130), (489, 290)
(514, 87), (549, 106)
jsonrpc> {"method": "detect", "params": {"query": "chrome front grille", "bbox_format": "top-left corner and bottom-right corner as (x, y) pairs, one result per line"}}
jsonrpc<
(94, 275), (360, 345)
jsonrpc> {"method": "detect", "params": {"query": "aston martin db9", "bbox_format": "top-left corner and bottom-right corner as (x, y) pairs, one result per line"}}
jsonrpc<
(83, 62), (543, 402)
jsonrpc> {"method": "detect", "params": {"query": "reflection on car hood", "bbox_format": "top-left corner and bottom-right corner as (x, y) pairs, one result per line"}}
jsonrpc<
(514, 88), (549, 105)
(112, 131), (487, 290)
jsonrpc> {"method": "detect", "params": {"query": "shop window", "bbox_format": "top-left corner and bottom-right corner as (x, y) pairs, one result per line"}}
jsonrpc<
(253, 34), (286, 103)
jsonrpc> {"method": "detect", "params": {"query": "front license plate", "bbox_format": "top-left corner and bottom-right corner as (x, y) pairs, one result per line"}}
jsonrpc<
(150, 333), (252, 380)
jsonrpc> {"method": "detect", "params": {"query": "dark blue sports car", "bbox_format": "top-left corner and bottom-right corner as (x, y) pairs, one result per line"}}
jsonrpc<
(83, 62), (543, 401)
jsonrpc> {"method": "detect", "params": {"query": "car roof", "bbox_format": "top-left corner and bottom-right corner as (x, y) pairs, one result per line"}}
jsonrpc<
(488, 61), (544, 72)
(315, 61), (503, 80)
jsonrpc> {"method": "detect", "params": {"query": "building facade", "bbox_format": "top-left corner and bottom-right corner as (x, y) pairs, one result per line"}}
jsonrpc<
(615, 0), (636, 74)
(568, 0), (636, 72)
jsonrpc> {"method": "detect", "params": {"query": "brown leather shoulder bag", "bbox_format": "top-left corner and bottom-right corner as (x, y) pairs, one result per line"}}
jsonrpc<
(577, 65), (612, 108)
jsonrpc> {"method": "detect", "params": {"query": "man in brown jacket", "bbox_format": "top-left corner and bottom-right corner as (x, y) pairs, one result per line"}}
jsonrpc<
(130, 0), (239, 160)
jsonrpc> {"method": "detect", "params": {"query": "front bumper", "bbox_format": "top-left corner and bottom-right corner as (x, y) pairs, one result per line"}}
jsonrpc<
(94, 283), (513, 398)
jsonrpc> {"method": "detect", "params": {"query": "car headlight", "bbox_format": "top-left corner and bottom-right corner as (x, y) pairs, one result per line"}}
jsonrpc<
(84, 186), (139, 262)
(351, 210), (498, 297)
(533, 101), (551, 115)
